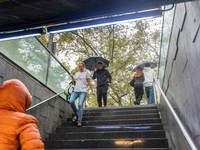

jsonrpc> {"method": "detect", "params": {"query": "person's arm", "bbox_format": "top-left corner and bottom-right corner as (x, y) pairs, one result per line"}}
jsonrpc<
(142, 73), (145, 82)
(70, 74), (75, 84)
(106, 70), (112, 86)
(87, 78), (95, 95)
(92, 69), (97, 80)
(17, 116), (44, 150)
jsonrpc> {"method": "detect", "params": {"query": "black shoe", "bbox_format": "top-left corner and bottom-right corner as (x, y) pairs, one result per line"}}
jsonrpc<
(134, 101), (137, 105)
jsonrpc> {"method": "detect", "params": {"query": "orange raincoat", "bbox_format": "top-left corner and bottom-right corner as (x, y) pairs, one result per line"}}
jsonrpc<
(0, 79), (44, 150)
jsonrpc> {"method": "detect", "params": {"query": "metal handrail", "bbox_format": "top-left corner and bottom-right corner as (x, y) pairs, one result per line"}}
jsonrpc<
(154, 79), (199, 150)
(26, 91), (64, 112)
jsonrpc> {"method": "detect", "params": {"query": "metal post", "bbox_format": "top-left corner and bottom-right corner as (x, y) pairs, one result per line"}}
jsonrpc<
(153, 82), (157, 104)
(47, 33), (56, 55)
(45, 33), (56, 85)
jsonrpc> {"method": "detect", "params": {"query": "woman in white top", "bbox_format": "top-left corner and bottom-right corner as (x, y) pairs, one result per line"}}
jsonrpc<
(70, 62), (95, 127)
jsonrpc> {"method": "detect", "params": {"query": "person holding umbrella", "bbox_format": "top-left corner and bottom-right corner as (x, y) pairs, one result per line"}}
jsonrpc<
(93, 62), (112, 107)
(143, 62), (156, 104)
(70, 62), (95, 127)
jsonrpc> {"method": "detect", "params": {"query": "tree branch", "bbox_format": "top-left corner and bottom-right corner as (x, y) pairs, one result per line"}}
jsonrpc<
(71, 31), (99, 56)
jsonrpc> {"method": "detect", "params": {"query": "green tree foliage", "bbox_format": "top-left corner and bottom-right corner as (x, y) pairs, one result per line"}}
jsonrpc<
(39, 19), (161, 107)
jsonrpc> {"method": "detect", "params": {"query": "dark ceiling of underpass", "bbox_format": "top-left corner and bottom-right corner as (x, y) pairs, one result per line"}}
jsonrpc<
(0, 0), (192, 32)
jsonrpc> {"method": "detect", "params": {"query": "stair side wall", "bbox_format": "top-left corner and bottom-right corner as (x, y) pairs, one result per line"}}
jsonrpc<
(159, 1), (200, 150)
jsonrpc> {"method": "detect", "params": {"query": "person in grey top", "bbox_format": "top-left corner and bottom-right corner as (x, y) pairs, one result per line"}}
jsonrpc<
(70, 62), (95, 127)
(132, 67), (145, 105)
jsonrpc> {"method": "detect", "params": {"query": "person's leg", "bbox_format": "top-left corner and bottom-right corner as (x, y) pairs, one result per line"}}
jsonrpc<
(134, 85), (139, 105)
(102, 84), (108, 107)
(77, 92), (87, 124)
(136, 84), (144, 105)
(149, 86), (155, 104)
(103, 93), (107, 107)
(145, 87), (150, 104)
(69, 92), (79, 115)
(97, 86), (102, 107)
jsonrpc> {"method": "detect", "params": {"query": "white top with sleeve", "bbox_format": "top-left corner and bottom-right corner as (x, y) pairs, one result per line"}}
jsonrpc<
(74, 71), (90, 92)
(143, 67), (156, 87)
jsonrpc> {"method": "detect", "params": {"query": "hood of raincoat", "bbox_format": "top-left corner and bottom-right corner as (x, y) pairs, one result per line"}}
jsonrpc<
(0, 79), (32, 113)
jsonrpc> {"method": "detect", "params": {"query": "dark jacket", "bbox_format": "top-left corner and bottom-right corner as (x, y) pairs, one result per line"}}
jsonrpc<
(93, 68), (112, 87)
(133, 73), (145, 85)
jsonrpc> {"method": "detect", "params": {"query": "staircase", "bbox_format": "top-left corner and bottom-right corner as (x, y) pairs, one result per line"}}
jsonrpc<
(45, 104), (170, 150)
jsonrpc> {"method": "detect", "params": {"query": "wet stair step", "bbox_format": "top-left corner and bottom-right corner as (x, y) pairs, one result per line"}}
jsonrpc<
(62, 118), (162, 126)
(46, 148), (170, 150)
(44, 138), (169, 149)
(69, 113), (160, 121)
(83, 105), (158, 113)
(49, 130), (166, 140)
(83, 109), (159, 116)
(56, 123), (164, 133)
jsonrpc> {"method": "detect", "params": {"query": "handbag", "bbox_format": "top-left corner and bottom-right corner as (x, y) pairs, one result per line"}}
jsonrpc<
(129, 77), (135, 87)
(64, 82), (75, 95)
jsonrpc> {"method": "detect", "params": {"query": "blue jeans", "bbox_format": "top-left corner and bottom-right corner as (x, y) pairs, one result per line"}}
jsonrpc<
(69, 91), (87, 123)
(145, 86), (155, 104)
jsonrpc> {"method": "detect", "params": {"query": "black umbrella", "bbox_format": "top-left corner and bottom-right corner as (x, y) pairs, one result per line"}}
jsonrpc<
(133, 61), (157, 71)
(83, 56), (109, 71)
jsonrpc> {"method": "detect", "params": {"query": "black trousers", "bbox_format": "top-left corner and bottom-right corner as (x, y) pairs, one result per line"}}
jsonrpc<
(97, 84), (108, 107)
(134, 84), (144, 104)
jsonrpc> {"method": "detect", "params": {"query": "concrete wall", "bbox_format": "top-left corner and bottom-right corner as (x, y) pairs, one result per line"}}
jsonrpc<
(0, 54), (73, 140)
(159, 1), (200, 150)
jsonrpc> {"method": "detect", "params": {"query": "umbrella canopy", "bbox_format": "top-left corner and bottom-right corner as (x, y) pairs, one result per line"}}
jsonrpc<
(133, 61), (157, 71)
(83, 56), (109, 71)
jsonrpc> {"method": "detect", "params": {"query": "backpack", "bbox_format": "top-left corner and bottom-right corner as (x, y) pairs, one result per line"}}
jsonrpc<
(64, 82), (75, 96)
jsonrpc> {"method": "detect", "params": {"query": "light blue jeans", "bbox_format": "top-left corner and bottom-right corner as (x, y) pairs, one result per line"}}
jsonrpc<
(145, 86), (155, 104)
(69, 91), (87, 123)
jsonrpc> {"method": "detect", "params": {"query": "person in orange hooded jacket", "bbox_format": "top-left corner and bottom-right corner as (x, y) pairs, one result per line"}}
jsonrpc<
(0, 79), (44, 150)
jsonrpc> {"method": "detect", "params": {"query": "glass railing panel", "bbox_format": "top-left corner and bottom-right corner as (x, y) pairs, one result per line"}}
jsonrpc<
(0, 37), (49, 84)
(158, 5), (175, 87)
(47, 56), (72, 98)
(0, 37), (72, 99)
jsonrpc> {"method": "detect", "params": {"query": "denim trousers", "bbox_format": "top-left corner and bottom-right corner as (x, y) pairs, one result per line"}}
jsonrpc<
(145, 86), (155, 104)
(69, 91), (87, 123)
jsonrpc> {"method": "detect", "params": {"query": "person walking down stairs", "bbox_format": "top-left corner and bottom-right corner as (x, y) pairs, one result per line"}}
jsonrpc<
(69, 62), (95, 127)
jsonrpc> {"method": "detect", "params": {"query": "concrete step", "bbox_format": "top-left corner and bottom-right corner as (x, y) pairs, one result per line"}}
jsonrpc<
(62, 118), (162, 126)
(83, 109), (159, 116)
(72, 113), (160, 121)
(49, 130), (166, 140)
(56, 123), (164, 133)
(44, 138), (169, 149)
(44, 105), (170, 149)
(46, 148), (171, 150)
(83, 105), (158, 113)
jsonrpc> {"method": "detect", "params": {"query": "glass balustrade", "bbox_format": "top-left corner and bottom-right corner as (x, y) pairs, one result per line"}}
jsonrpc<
(158, 5), (175, 87)
(0, 37), (72, 99)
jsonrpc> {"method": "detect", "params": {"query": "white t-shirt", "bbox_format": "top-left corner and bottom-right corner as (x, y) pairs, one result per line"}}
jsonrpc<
(74, 71), (90, 92)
